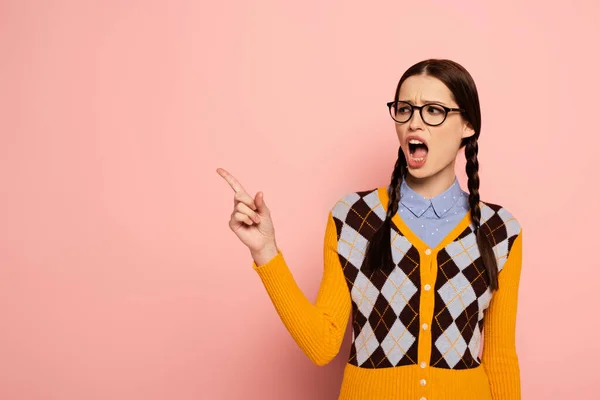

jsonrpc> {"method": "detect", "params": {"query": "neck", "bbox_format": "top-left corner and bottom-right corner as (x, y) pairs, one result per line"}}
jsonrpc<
(405, 161), (457, 199)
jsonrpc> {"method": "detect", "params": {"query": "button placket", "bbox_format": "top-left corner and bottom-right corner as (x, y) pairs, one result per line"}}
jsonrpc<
(418, 247), (435, 397)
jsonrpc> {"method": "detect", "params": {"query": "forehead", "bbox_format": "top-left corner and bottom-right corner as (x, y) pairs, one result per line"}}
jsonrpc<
(398, 74), (455, 104)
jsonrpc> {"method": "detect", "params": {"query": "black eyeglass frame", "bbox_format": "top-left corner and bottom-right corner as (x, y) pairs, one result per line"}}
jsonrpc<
(386, 100), (465, 126)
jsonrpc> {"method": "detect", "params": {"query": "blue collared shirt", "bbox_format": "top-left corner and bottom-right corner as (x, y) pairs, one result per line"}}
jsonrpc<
(392, 177), (470, 249)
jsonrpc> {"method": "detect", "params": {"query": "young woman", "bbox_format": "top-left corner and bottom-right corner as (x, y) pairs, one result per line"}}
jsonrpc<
(217, 59), (523, 400)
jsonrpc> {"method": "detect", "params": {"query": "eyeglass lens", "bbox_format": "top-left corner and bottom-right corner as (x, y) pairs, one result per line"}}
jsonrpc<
(391, 101), (447, 125)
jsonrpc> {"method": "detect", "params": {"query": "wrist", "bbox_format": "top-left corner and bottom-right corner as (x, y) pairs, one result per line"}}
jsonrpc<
(251, 243), (279, 266)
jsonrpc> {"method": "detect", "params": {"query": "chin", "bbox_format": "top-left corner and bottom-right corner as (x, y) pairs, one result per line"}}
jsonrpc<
(406, 159), (448, 180)
(406, 166), (435, 180)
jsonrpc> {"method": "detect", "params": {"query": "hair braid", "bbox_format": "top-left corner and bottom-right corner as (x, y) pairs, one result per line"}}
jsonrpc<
(386, 146), (407, 219)
(465, 138), (499, 290)
(364, 146), (407, 275)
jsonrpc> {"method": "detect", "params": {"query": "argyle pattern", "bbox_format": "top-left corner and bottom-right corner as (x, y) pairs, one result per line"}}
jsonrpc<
(430, 202), (521, 369)
(330, 188), (521, 370)
(331, 188), (421, 368)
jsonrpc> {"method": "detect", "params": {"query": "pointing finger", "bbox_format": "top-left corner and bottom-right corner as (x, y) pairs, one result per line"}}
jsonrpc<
(216, 168), (247, 194)
(217, 168), (256, 210)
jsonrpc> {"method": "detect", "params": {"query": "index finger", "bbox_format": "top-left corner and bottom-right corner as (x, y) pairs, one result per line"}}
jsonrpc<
(216, 168), (246, 194)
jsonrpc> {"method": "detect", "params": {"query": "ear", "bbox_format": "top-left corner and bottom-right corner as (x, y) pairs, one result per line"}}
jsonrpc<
(461, 121), (476, 139)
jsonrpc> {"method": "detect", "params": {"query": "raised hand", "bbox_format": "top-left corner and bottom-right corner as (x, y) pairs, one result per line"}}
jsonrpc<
(217, 168), (278, 264)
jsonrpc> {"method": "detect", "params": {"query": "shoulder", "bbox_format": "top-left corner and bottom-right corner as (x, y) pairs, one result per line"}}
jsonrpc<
(479, 200), (522, 271)
(330, 186), (386, 223)
(478, 200), (522, 238)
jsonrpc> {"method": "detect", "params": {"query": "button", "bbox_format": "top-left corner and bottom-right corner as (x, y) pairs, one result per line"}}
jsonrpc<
(422, 323), (428, 330)
(420, 361), (427, 368)
(425, 248), (432, 255)
(420, 397), (427, 400)
(424, 284), (431, 291)
(420, 378), (427, 386)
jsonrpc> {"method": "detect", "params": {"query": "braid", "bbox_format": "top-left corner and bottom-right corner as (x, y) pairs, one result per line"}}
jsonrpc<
(465, 138), (499, 290)
(465, 139), (482, 228)
(364, 146), (407, 275)
(387, 146), (407, 219)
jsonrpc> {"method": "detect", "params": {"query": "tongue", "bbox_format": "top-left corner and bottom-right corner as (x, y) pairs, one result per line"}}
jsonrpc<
(412, 146), (428, 158)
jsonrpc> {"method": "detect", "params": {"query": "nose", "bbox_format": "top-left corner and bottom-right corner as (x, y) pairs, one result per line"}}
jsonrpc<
(408, 108), (425, 130)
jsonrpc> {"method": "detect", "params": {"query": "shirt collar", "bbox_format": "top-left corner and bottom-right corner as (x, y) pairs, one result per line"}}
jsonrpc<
(399, 177), (463, 218)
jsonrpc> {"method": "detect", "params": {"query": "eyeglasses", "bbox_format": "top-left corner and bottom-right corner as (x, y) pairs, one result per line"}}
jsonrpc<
(387, 100), (465, 126)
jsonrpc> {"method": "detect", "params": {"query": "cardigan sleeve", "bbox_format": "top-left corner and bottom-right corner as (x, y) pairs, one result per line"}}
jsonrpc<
(251, 210), (352, 366)
(481, 229), (523, 399)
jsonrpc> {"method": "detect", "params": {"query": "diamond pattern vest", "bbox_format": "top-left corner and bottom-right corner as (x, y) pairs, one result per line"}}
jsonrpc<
(331, 186), (521, 370)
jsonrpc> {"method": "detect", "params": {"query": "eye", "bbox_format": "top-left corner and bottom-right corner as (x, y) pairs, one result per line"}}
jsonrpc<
(425, 105), (444, 115)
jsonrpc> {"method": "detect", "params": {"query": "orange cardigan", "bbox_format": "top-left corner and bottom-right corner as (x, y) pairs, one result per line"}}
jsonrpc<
(252, 186), (522, 400)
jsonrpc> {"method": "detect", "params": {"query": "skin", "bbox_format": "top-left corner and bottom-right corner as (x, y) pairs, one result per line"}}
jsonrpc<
(218, 74), (477, 265)
(216, 167), (278, 266)
(396, 74), (475, 198)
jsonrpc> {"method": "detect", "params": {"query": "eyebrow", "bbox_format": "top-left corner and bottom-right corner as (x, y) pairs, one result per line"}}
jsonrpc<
(399, 99), (450, 106)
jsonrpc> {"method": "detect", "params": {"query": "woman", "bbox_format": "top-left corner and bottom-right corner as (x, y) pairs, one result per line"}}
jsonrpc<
(217, 59), (523, 400)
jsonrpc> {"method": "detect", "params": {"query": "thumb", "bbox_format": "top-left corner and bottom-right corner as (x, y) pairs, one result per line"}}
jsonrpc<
(255, 191), (269, 214)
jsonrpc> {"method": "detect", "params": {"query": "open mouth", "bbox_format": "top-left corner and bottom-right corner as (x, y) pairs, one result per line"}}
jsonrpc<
(408, 138), (429, 162)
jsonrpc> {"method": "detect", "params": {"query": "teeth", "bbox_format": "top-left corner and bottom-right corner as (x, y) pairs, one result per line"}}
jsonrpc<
(411, 156), (425, 162)
(409, 139), (425, 145)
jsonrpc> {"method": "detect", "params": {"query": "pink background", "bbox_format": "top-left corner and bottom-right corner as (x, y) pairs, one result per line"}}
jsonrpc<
(1, 1), (599, 399)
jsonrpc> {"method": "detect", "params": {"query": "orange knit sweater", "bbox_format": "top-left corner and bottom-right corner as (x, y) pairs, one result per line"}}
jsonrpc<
(252, 186), (522, 400)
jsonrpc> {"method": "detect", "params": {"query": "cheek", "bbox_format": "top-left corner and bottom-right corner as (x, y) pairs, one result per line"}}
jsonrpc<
(395, 125), (404, 139)
(395, 127), (408, 148)
(433, 141), (457, 159)
(430, 129), (462, 159)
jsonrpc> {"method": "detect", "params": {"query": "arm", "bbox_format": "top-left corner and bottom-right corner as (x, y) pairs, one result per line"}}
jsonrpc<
(251, 211), (352, 366)
(481, 229), (523, 399)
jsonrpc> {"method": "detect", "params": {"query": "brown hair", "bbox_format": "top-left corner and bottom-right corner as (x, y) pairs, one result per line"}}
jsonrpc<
(363, 59), (499, 290)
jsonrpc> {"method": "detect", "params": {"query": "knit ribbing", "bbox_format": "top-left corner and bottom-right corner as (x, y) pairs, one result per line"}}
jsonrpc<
(339, 363), (493, 399)
(252, 211), (352, 366)
(482, 230), (523, 399)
